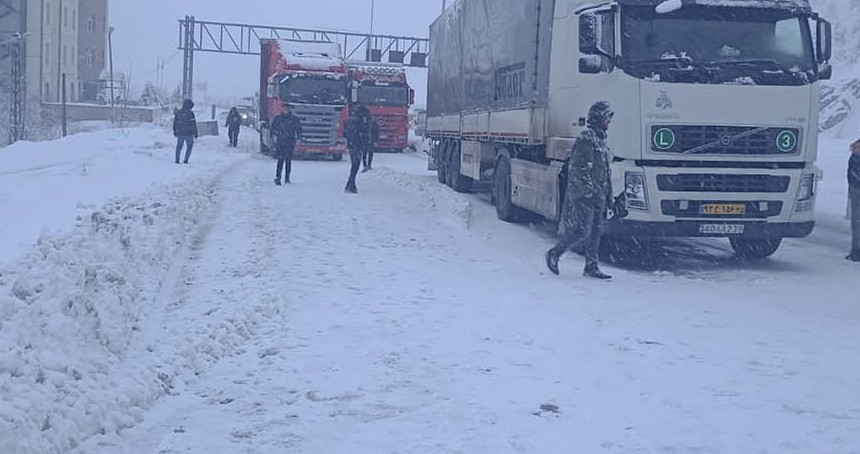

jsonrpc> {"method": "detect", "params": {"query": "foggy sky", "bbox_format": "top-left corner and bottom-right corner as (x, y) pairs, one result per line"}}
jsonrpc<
(111, 0), (442, 104)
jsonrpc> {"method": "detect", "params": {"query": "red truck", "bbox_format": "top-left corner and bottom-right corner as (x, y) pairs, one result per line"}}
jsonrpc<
(347, 62), (414, 153)
(259, 39), (350, 160)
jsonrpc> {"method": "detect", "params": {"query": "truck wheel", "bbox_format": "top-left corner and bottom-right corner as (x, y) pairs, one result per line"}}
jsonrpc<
(729, 237), (782, 259)
(436, 141), (448, 184)
(449, 141), (473, 193)
(332, 153), (343, 161)
(494, 156), (523, 222)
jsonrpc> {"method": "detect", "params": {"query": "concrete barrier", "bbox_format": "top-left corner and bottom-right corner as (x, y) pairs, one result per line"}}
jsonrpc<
(41, 102), (155, 123)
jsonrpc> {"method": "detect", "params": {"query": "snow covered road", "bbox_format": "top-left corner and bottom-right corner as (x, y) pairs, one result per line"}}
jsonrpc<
(62, 139), (860, 453)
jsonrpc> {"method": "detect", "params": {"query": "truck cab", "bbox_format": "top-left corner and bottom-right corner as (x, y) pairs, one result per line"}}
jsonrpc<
(548, 0), (832, 257)
(347, 63), (414, 153)
(259, 39), (350, 160)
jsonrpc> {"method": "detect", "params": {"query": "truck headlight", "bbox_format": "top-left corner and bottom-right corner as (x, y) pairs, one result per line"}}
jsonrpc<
(794, 173), (816, 212)
(625, 172), (649, 211)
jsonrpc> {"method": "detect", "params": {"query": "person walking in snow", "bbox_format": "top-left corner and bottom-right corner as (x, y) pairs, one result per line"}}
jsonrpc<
(173, 99), (198, 164)
(546, 101), (615, 280)
(226, 107), (242, 148)
(362, 112), (380, 172)
(343, 104), (374, 193)
(271, 103), (303, 185)
(847, 139), (860, 261)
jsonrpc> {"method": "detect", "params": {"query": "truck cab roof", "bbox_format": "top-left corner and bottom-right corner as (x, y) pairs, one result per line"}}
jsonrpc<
(615, 0), (811, 13)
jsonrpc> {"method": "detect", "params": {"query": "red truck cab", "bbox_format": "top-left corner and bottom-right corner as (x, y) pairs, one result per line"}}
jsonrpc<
(347, 63), (414, 153)
(259, 39), (349, 160)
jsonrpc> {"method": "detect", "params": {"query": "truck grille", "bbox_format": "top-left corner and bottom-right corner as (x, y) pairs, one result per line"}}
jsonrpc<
(374, 114), (407, 147)
(651, 125), (801, 156)
(656, 174), (791, 193)
(294, 106), (343, 146)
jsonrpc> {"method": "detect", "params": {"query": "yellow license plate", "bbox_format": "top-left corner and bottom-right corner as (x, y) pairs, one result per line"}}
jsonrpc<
(702, 203), (746, 215)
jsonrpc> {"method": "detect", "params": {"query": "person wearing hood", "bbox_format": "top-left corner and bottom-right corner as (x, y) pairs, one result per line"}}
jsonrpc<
(343, 104), (374, 193)
(271, 103), (303, 185)
(546, 101), (615, 280)
(847, 139), (860, 261)
(226, 107), (242, 147)
(173, 99), (199, 164)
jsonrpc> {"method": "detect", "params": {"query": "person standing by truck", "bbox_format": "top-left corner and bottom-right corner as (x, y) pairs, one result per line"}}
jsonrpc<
(847, 140), (860, 262)
(226, 107), (242, 148)
(362, 114), (380, 172)
(271, 103), (303, 185)
(546, 101), (615, 280)
(344, 105), (374, 193)
(173, 99), (198, 164)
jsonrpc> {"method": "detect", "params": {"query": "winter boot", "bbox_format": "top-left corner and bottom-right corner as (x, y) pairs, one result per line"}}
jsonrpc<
(274, 178), (282, 186)
(545, 250), (560, 275)
(847, 249), (860, 262)
(345, 184), (358, 194)
(583, 266), (612, 280)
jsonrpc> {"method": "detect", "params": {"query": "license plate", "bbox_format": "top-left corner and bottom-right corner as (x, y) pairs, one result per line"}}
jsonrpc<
(699, 224), (745, 235)
(701, 203), (746, 215)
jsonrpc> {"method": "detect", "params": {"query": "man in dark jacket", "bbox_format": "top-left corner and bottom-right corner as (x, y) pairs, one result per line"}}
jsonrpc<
(271, 103), (303, 185)
(546, 101), (615, 280)
(226, 107), (242, 147)
(847, 140), (860, 261)
(343, 104), (374, 193)
(173, 99), (198, 164)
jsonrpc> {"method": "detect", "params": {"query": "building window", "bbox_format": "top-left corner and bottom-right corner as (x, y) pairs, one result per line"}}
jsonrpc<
(63, 45), (67, 65)
(45, 82), (50, 98)
(64, 6), (68, 28)
(45, 2), (50, 25)
(86, 49), (94, 67)
(87, 16), (95, 33)
(45, 43), (50, 65)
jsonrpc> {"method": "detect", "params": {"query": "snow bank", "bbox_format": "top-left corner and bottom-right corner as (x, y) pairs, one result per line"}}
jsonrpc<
(0, 172), (268, 454)
(370, 166), (473, 229)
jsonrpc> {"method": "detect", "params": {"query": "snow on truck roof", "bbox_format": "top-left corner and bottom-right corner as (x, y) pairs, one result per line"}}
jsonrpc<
(616, 0), (811, 12)
(275, 40), (345, 72)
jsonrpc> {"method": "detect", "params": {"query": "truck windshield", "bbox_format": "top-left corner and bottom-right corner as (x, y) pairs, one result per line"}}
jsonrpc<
(280, 77), (347, 105)
(621, 6), (816, 86)
(357, 85), (410, 107)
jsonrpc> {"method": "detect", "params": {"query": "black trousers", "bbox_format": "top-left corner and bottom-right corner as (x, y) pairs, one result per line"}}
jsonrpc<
(346, 148), (363, 189)
(228, 126), (240, 147)
(362, 147), (374, 168)
(275, 147), (294, 182)
(550, 198), (608, 270)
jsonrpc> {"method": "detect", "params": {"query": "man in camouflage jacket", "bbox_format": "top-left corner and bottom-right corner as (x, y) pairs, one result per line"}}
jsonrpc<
(546, 101), (614, 280)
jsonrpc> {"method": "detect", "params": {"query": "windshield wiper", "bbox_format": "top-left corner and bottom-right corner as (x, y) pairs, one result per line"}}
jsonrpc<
(633, 56), (695, 67)
(707, 59), (791, 72)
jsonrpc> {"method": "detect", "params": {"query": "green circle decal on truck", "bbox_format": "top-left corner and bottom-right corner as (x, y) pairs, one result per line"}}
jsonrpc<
(653, 128), (676, 150)
(776, 130), (798, 153)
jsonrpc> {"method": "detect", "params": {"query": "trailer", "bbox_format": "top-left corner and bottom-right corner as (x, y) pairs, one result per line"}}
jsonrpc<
(425, 0), (832, 258)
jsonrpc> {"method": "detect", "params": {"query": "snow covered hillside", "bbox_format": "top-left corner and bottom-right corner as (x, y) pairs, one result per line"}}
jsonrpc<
(0, 124), (857, 453)
(812, 0), (860, 136)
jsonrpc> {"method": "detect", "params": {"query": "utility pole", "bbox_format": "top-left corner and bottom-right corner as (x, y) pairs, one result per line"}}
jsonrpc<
(442, 0), (446, 13)
(56, 0), (63, 102)
(365, 0), (375, 61)
(108, 25), (114, 122)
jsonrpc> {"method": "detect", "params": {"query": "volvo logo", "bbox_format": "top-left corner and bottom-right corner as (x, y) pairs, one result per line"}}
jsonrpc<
(656, 91), (673, 110)
(719, 134), (733, 146)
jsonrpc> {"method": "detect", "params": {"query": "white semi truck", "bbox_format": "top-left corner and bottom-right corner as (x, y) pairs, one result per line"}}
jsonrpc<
(425, 0), (832, 258)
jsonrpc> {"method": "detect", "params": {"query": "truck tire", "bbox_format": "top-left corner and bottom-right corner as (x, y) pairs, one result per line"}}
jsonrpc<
(494, 156), (524, 222)
(449, 141), (473, 193)
(332, 153), (343, 162)
(729, 237), (782, 259)
(436, 141), (449, 184)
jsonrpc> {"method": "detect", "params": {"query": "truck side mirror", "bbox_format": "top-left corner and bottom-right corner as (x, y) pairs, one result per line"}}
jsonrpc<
(409, 89), (415, 106)
(816, 18), (832, 64)
(579, 13), (601, 55)
(579, 56), (603, 74)
(351, 85), (359, 103)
